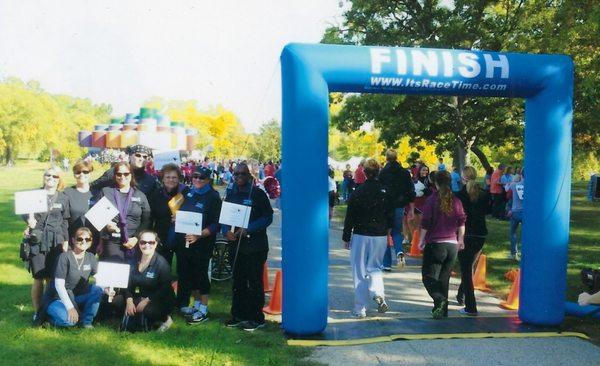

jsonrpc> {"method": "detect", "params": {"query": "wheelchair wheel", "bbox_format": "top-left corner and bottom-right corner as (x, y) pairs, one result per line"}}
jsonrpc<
(211, 238), (233, 281)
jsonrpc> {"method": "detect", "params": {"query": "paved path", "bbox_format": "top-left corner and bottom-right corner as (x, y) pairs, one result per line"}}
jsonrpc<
(263, 206), (599, 365)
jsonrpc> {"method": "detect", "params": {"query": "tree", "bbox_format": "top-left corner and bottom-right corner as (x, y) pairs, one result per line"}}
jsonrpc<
(248, 120), (281, 162)
(324, 0), (599, 169)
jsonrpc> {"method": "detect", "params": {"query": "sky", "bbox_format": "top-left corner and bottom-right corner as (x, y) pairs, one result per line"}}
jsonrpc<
(0, 0), (345, 132)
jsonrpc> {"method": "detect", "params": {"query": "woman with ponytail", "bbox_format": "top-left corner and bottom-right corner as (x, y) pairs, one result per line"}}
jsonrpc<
(418, 170), (466, 319)
(455, 166), (492, 315)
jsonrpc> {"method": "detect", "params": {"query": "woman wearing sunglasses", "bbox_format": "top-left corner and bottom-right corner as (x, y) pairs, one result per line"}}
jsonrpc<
(63, 160), (97, 250)
(44, 227), (104, 328)
(114, 230), (175, 332)
(25, 166), (69, 324)
(176, 166), (222, 324)
(98, 162), (151, 263)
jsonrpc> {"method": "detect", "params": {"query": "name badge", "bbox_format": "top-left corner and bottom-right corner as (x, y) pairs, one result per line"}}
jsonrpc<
(111, 232), (121, 238)
(146, 272), (155, 279)
(52, 203), (63, 209)
(187, 192), (194, 198)
(83, 264), (91, 271)
(131, 197), (141, 202)
(243, 199), (252, 206)
(195, 202), (204, 209)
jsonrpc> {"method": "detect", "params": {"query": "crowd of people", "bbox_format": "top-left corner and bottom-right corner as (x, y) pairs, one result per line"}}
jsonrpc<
(22, 145), (276, 332)
(341, 149), (524, 318)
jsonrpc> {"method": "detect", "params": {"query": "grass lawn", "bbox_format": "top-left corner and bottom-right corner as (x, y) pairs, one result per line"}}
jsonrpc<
(0, 161), (316, 366)
(335, 180), (600, 341)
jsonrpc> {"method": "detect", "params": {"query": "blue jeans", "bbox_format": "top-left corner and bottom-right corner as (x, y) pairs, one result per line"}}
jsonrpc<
(383, 207), (404, 268)
(47, 285), (103, 326)
(509, 210), (523, 255)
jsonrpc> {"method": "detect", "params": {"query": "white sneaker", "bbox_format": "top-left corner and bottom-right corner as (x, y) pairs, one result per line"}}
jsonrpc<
(351, 310), (366, 318)
(157, 316), (173, 332)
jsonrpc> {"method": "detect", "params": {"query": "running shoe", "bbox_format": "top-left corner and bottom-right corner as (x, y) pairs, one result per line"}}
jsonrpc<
(158, 316), (173, 332)
(225, 318), (245, 327)
(458, 308), (478, 316)
(373, 295), (389, 313)
(240, 320), (265, 332)
(187, 311), (209, 324)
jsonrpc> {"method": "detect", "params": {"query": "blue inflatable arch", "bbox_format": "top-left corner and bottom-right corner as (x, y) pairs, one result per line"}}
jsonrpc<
(280, 43), (573, 335)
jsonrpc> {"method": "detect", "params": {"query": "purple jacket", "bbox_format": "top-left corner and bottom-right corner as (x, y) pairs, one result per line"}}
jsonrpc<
(421, 194), (466, 244)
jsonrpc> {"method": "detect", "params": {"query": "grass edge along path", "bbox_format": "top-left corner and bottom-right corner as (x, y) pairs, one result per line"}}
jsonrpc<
(0, 161), (319, 366)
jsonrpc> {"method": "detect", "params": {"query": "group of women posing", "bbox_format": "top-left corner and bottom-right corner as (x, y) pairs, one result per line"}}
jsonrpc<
(24, 151), (222, 331)
(343, 154), (491, 318)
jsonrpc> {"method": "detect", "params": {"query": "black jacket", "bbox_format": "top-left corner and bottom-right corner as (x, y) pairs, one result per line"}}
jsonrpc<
(378, 161), (415, 208)
(123, 253), (174, 301)
(149, 184), (189, 247)
(343, 179), (393, 242)
(175, 186), (222, 251)
(24, 191), (69, 254)
(455, 186), (492, 237)
(223, 182), (273, 254)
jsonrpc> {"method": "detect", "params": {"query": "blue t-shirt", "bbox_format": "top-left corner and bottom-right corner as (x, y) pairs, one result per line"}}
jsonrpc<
(509, 181), (525, 212)
(451, 171), (462, 192)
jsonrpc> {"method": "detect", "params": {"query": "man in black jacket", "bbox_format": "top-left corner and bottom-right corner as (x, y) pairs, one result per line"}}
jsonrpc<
(221, 162), (273, 331)
(378, 149), (415, 270)
(91, 144), (159, 197)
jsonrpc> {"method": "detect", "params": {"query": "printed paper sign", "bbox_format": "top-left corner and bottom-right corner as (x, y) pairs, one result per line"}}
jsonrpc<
(175, 210), (203, 235)
(95, 262), (130, 288)
(219, 201), (251, 229)
(15, 190), (48, 215)
(153, 150), (181, 170)
(85, 196), (119, 231)
(516, 184), (524, 200)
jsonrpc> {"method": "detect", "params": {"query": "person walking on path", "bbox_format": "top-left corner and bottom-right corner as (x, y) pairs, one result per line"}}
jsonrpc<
(378, 149), (415, 270)
(490, 164), (507, 219)
(506, 173), (525, 260)
(343, 158), (393, 318)
(455, 166), (492, 316)
(419, 170), (466, 319)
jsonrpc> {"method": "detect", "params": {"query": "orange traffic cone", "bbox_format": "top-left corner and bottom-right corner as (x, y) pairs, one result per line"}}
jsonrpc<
(263, 263), (273, 293)
(263, 270), (282, 315)
(408, 229), (422, 257)
(500, 270), (520, 310)
(504, 268), (519, 282)
(473, 254), (491, 291)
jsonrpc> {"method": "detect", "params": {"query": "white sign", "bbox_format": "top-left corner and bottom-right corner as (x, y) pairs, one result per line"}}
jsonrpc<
(153, 150), (181, 170)
(138, 131), (171, 150)
(95, 262), (130, 288)
(85, 197), (119, 231)
(516, 184), (524, 200)
(175, 210), (203, 235)
(15, 190), (48, 215)
(219, 201), (251, 229)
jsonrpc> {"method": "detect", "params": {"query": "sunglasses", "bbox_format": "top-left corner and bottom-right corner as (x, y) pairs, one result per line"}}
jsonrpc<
(233, 172), (248, 177)
(134, 153), (149, 159)
(45, 174), (60, 179)
(116, 172), (131, 177)
(75, 170), (90, 176)
(192, 174), (209, 180)
(139, 240), (157, 246)
(76, 237), (92, 243)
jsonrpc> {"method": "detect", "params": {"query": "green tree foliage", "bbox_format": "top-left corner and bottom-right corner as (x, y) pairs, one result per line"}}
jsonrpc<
(0, 78), (111, 165)
(325, 0), (599, 170)
(248, 120), (281, 162)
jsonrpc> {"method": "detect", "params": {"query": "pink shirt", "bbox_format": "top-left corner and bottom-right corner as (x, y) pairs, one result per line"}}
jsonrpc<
(354, 166), (366, 184)
(490, 169), (503, 194)
(420, 194), (466, 244)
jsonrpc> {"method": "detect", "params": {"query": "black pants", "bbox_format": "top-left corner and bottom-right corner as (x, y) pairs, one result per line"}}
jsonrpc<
(492, 193), (506, 219)
(110, 294), (174, 324)
(100, 240), (126, 263)
(422, 242), (458, 315)
(157, 245), (175, 268)
(457, 236), (485, 313)
(230, 249), (267, 323)
(176, 242), (214, 308)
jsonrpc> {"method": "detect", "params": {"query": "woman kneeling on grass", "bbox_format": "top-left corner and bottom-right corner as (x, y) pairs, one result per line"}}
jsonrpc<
(112, 230), (175, 332)
(45, 227), (104, 328)
(418, 170), (466, 319)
